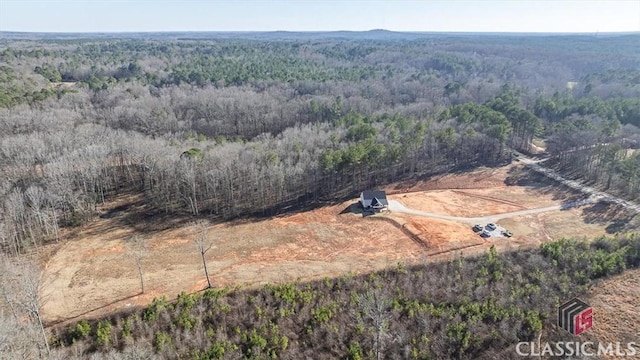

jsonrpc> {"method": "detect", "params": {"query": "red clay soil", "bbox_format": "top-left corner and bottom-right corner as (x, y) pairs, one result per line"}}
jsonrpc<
(40, 199), (427, 327)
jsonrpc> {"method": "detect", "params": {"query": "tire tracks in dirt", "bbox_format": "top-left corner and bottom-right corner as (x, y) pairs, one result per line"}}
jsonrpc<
(450, 190), (528, 210)
(365, 215), (489, 257)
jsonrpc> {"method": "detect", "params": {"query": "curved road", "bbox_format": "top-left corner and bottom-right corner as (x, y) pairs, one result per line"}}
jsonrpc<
(516, 152), (640, 213)
(388, 151), (640, 224)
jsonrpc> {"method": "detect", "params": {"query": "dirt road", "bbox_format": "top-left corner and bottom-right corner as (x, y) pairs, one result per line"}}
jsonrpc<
(516, 153), (640, 213)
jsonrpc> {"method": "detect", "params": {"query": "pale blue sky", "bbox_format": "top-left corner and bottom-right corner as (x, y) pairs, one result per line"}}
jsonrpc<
(1, 0), (639, 33)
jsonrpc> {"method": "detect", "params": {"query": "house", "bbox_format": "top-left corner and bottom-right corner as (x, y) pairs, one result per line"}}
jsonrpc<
(360, 190), (388, 212)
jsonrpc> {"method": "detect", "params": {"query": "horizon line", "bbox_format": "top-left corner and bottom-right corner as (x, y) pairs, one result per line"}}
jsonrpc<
(2, 30), (639, 36)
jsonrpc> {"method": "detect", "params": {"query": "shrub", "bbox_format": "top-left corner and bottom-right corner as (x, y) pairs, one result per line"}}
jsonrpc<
(206, 342), (226, 359)
(526, 311), (543, 333)
(95, 320), (112, 347)
(446, 322), (471, 357)
(70, 320), (91, 342)
(203, 287), (229, 303)
(311, 302), (337, 324)
(154, 331), (172, 352)
(143, 296), (170, 322)
(176, 309), (197, 330)
(347, 341), (364, 360)
(176, 291), (198, 311)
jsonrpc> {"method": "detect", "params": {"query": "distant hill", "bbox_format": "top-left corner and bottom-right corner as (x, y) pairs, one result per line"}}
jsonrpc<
(1, 29), (638, 41)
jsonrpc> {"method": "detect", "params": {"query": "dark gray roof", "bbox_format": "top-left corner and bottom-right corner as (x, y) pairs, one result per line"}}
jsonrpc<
(360, 190), (388, 208)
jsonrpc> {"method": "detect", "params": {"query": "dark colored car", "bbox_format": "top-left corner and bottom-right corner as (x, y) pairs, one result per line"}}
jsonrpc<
(473, 224), (483, 232)
(503, 230), (513, 237)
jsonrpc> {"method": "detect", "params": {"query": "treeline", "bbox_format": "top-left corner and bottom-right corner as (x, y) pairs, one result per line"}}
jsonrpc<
(0, 90), (531, 255)
(541, 93), (640, 198)
(30, 235), (638, 359)
(1, 79), (552, 255)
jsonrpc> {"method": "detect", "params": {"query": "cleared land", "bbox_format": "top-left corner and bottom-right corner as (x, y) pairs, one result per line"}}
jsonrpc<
(40, 163), (636, 326)
(41, 199), (425, 326)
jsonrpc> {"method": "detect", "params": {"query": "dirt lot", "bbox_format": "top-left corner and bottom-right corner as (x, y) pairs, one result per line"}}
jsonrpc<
(41, 200), (425, 326)
(382, 214), (487, 256)
(40, 163), (635, 326)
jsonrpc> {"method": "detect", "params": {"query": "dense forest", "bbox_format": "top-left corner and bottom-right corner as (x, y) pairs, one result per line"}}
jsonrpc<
(1, 32), (640, 358)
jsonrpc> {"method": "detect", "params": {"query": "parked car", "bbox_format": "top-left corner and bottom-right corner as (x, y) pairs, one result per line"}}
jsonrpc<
(472, 224), (483, 232)
(502, 230), (513, 237)
(486, 223), (496, 231)
(481, 230), (491, 238)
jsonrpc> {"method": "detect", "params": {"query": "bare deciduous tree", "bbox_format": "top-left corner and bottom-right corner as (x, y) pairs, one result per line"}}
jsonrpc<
(126, 236), (148, 295)
(353, 289), (393, 360)
(0, 256), (50, 356)
(0, 311), (41, 360)
(193, 221), (214, 289)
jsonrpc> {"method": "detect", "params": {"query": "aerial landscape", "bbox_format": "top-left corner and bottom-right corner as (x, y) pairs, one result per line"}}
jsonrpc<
(1, 1), (639, 359)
